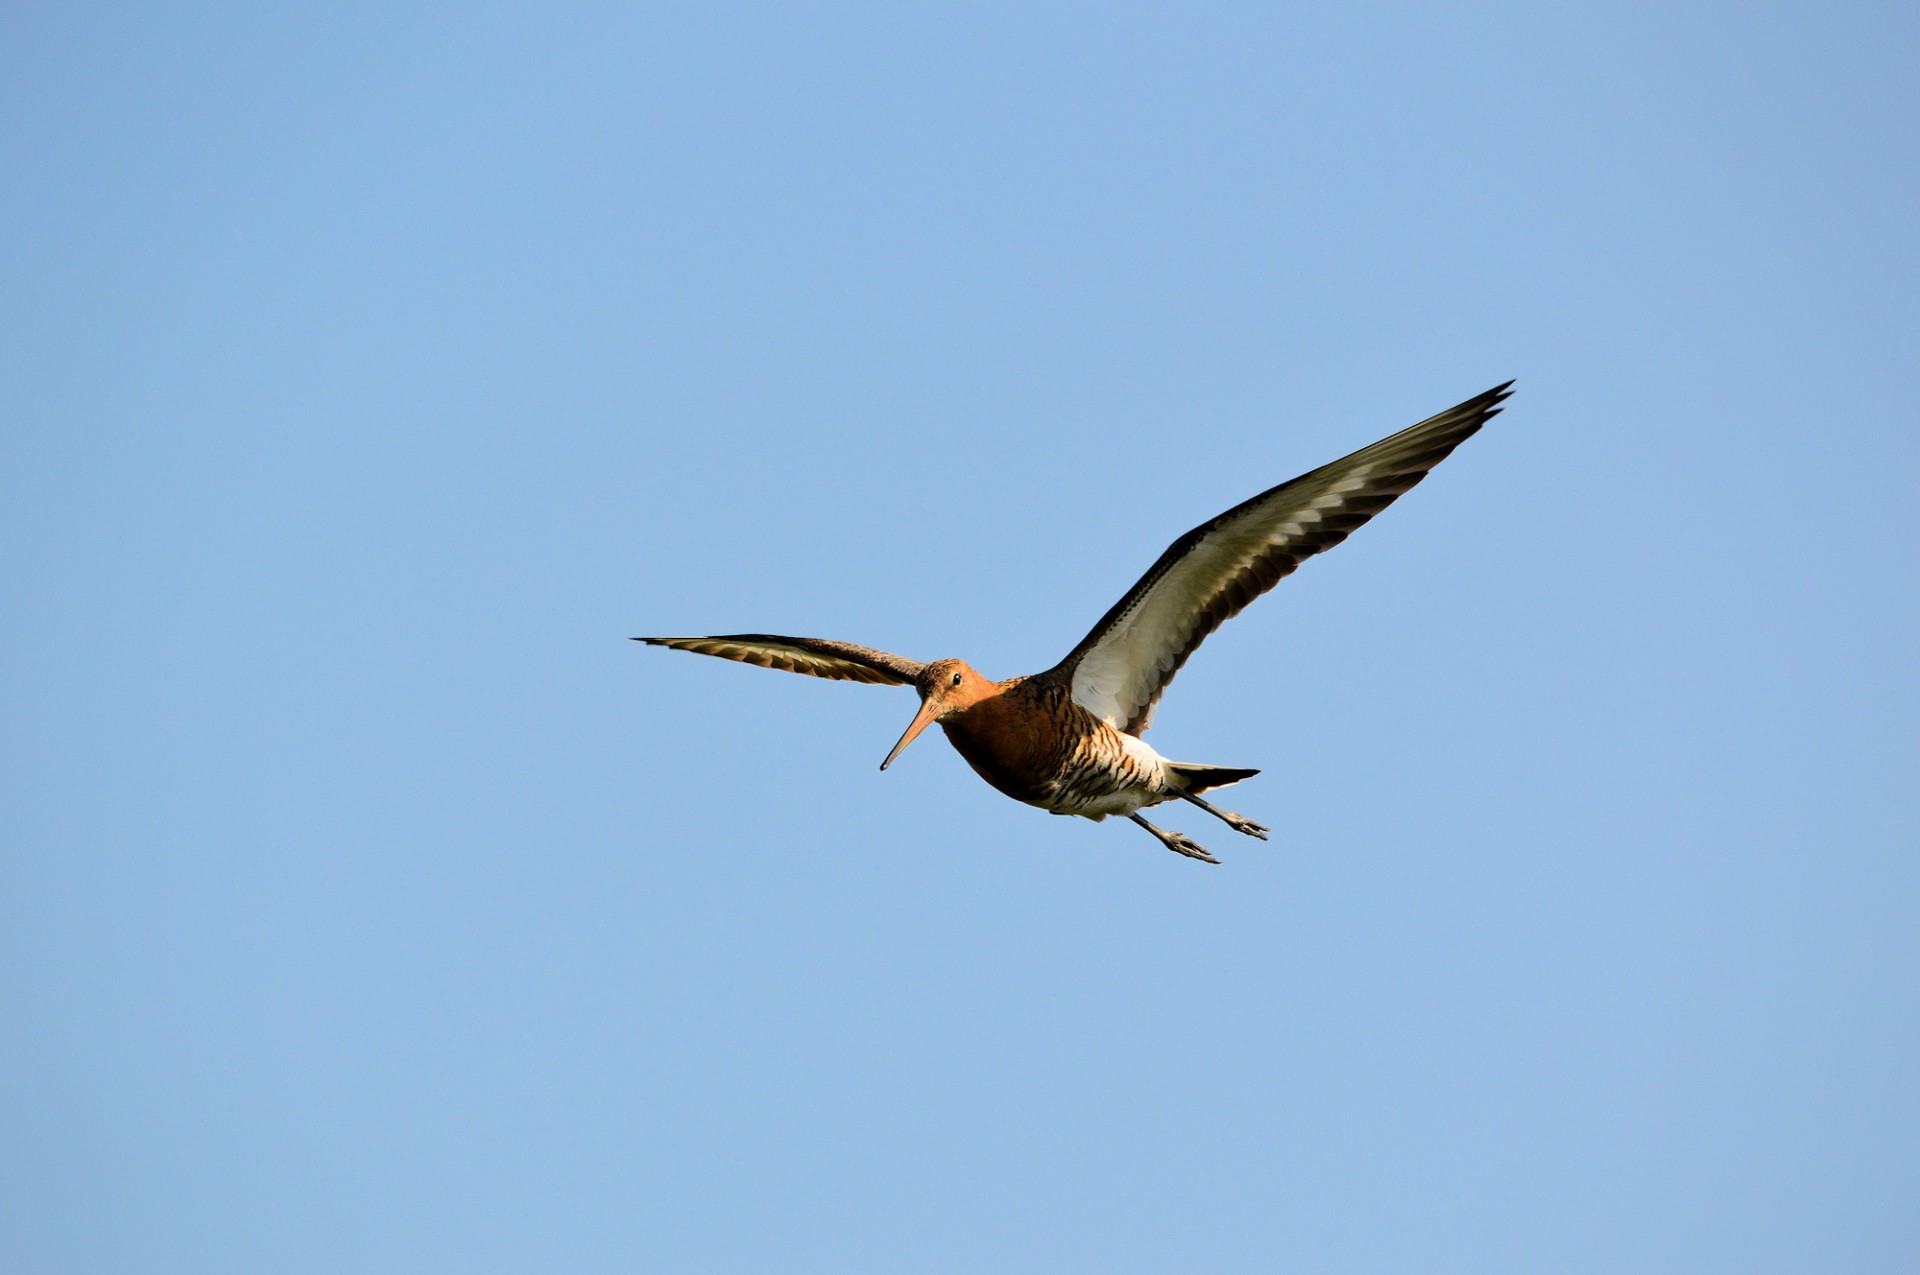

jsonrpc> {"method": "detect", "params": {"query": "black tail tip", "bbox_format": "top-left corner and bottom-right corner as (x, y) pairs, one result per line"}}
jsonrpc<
(1174, 764), (1261, 793)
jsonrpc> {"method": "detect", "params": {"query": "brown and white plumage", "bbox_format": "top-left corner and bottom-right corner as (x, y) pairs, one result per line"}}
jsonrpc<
(637, 383), (1513, 863)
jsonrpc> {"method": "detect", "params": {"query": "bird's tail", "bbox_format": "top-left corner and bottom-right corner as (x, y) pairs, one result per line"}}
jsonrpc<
(1168, 763), (1260, 795)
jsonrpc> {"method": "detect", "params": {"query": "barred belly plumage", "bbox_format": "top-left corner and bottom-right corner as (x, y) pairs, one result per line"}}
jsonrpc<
(1041, 725), (1175, 819)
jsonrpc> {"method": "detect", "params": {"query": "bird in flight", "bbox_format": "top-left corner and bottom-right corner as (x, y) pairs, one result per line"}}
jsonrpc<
(639, 382), (1512, 863)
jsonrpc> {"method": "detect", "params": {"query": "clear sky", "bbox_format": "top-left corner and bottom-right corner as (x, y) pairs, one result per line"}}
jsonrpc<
(3, 4), (1915, 1272)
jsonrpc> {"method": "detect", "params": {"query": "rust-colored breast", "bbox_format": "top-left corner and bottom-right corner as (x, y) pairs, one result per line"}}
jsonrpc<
(939, 678), (1086, 805)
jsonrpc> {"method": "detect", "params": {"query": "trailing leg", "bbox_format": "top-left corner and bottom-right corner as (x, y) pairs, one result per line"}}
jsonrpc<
(1177, 789), (1268, 840)
(1129, 813), (1219, 864)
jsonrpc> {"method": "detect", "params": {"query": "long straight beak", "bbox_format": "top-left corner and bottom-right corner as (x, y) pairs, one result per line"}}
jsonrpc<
(880, 698), (941, 771)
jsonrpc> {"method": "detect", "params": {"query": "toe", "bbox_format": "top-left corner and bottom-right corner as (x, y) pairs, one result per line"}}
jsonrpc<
(1168, 836), (1220, 864)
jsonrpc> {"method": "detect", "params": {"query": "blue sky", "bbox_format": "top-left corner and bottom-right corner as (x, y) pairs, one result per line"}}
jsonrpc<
(3, 4), (1914, 1271)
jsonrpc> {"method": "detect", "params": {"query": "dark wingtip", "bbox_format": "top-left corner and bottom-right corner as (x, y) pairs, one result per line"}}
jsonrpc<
(1471, 381), (1516, 424)
(632, 637), (666, 645)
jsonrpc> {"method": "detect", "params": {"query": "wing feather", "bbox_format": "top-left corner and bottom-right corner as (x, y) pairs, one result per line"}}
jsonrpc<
(634, 634), (925, 686)
(1052, 383), (1513, 734)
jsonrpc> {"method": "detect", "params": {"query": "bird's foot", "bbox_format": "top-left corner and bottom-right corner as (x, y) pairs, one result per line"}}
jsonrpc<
(1161, 831), (1220, 864)
(1130, 812), (1221, 864)
(1222, 812), (1269, 840)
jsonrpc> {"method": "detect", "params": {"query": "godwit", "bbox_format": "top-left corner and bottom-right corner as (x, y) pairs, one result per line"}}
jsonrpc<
(640, 383), (1512, 863)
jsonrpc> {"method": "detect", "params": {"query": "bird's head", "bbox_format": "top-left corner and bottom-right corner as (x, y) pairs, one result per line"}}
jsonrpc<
(879, 659), (994, 770)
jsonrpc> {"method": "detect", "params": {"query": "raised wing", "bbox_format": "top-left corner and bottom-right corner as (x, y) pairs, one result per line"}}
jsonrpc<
(1052, 382), (1513, 734)
(635, 634), (925, 686)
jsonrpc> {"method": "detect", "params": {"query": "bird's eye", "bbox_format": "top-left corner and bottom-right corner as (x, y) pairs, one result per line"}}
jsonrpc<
(950, 672), (962, 687)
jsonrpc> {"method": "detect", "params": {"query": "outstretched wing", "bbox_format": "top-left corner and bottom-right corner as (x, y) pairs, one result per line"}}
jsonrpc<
(1052, 382), (1513, 735)
(635, 634), (925, 686)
